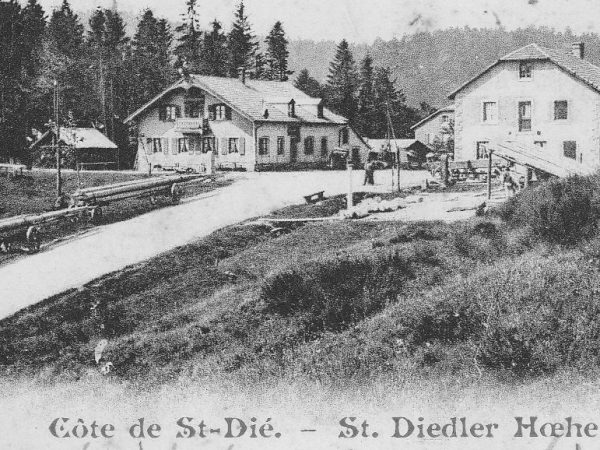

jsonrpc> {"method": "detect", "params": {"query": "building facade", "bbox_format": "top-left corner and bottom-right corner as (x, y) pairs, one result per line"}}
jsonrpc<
(410, 105), (454, 148)
(125, 74), (369, 173)
(449, 42), (600, 175)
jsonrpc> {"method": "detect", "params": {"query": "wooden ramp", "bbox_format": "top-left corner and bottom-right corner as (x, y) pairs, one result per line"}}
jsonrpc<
(493, 141), (579, 177)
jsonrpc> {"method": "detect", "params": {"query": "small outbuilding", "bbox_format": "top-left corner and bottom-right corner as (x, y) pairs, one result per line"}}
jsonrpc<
(30, 127), (119, 170)
(366, 139), (430, 168)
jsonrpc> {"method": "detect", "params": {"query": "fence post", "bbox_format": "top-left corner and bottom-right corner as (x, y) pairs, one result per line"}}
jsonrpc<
(347, 161), (353, 209)
(487, 150), (493, 200)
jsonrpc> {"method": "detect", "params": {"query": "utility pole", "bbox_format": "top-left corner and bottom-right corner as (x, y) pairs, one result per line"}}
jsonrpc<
(54, 79), (62, 199)
(386, 102), (401, 192)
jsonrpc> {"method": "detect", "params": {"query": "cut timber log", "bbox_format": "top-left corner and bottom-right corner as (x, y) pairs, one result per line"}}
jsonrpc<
(71, 174), (209, 206)
(0, 206), (94, 234)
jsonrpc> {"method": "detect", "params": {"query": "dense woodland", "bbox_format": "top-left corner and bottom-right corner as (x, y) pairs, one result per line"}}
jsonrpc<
(2, 0), (600, 167)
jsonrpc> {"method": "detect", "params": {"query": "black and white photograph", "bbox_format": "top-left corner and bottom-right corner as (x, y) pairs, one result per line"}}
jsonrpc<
(2, 0), (600, 448)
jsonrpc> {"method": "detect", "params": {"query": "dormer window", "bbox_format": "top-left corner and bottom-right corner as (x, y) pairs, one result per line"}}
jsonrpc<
(317, 103), (324, 119)
(288, 99), (296, 118)
(519, 61), (533, 79)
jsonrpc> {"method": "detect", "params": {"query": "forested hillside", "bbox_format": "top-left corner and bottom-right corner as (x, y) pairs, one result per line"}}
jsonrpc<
(288, 27), (600, 108)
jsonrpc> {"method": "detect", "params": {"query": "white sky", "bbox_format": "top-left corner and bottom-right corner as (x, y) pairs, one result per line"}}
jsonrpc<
(33, 0), (600, 43)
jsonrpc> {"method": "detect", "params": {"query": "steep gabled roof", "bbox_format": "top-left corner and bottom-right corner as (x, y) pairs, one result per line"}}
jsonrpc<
(448, 43), (600, 99)
(30, 127), (117, 150)
(410, 104), (455, 130)
(124, 75), (348, 125)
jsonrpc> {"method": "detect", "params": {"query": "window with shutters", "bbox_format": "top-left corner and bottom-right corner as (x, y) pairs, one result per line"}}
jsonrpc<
(304, 136), (314, 155)
(228, 138), (239, 153)
(476, 141), (489, 159)
(554, 100), (568, 120)
(215, 104), (227, 120)
(518, 101), (532, 132)
(321, 137), (328, 156)
(178, 138), (189, 153)
(202, 137), (215, 153)
(563, 141), (577, 159)
(161, 105), (180, 121)
(152, 138), (162, 153)
(258, 137), (270, 155)
(277, 136), (285, 155)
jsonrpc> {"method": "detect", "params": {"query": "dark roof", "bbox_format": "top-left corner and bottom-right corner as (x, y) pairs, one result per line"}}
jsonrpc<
(125, 75), (347, 125)
(448, 43), (600, 99)
(410, 104), (454, 130)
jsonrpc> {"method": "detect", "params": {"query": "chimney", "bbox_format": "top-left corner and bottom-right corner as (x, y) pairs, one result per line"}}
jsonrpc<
(571, 42), (585, 59)
(238, 67), (246, 84)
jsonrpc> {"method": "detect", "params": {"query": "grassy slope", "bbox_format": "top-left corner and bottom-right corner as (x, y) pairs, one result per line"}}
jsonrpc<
(3, 176), (600, 388)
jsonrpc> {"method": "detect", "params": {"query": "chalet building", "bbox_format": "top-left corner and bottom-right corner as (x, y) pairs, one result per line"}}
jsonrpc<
(124, 72), (369, 173)
(410, 105), (454, 148)
(449, 42), (600, 176)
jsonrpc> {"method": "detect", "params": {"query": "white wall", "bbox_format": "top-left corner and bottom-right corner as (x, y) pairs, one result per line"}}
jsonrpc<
(454, 60), (600, 174)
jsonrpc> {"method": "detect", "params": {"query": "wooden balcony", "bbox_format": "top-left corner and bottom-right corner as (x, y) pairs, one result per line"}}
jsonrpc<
(175, 118), (203, 134)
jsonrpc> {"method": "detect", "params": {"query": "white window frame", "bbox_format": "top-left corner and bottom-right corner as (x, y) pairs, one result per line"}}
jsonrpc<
(277, 136), (285, 155)
(476, 141), (489, 160)
(228, 137), (239, 154)
(215, 105), (227, 120)
(178, 137), (189, 153)
(519, 61), (533, 81)
(517, 99), (533, 133)
(481, 101), (498, 124)
(165, 105), (179, 121)
(258, 137), (270, 156)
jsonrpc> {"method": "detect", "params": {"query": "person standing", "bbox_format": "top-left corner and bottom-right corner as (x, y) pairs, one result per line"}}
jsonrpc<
(364, 159), (374, 186)
(502, 167), (516, 197)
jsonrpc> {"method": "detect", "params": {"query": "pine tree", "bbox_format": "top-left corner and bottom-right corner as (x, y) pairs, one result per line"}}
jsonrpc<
(21, 0), (46, 77)
(174, 0), (202, 73)
(0, 0), (26, 160)
(130, 9), (174, 107)
(265, 21), (291, 81)
(41, 0), (89, 123)
(294, 69), (322, 97)
(87, 7), (130, 140)
(200, 19), (228, 77)
(355, 55), (377, 138)
(253, 51), (269, 80)
(47, 0), (83, 58)
(325, 39), (358, 121)
(372, 67), (418, 138)
(227, 1), (256, 77)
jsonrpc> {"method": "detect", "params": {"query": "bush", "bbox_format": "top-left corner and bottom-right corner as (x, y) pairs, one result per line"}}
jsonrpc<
(260, 251), (415, 333)
(397, 251), (600, 375)
(494, 175), (600, 245)
(448, 218), (503, 262)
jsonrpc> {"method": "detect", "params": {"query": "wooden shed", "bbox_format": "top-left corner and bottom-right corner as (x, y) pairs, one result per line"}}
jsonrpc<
(30, 127), (118, 170)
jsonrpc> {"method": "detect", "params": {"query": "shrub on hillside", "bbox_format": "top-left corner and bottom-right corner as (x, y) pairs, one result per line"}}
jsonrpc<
(260, 251), (415, 333)
(402, 251), (600, 375)
(494, 175), (600, 245)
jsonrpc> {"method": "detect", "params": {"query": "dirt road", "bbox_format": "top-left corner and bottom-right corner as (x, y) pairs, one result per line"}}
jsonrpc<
(0, 169), (429, 319)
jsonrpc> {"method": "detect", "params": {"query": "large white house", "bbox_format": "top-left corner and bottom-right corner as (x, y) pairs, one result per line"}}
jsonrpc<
(449, 42), (600, 176)
(125, 72), (369, 172)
